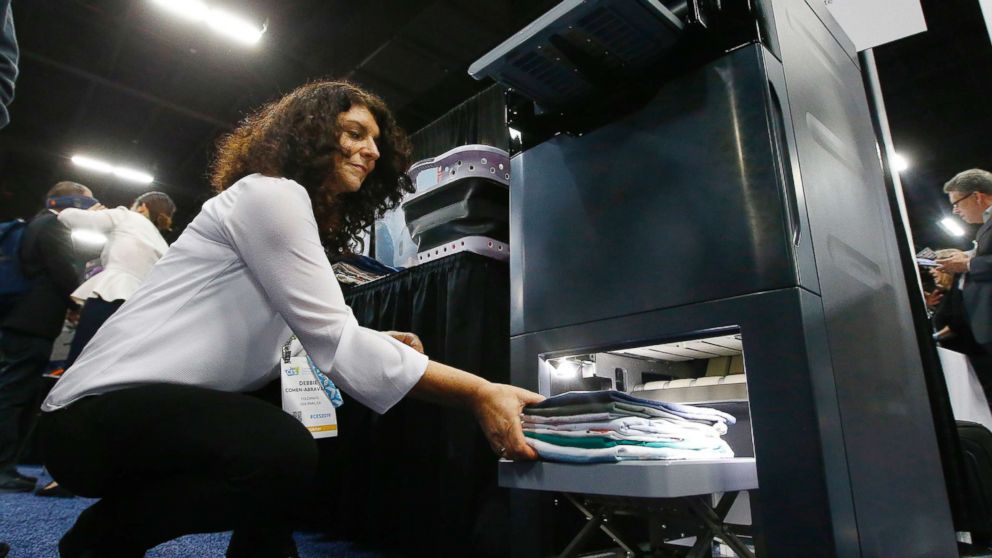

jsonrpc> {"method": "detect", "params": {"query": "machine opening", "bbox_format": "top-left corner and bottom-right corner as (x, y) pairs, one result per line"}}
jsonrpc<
(539, 331), (754, 459)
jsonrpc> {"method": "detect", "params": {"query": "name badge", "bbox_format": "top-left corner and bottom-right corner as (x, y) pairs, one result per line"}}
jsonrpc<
(281, 356), (338, 439)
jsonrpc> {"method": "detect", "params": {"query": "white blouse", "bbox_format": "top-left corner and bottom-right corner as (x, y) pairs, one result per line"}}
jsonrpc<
(58, 206), (170, 304)
(43, 174), (428, 414)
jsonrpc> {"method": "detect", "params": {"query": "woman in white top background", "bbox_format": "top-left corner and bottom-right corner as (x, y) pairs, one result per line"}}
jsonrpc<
(39, 80), (541, 558)
(58, 191), (175, 370)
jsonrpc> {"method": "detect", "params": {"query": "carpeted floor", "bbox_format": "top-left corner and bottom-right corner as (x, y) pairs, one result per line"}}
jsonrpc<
(0, 466), (389, 558)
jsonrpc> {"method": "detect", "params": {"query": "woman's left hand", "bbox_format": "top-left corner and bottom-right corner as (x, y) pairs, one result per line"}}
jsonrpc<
(384, 331), (425, 354)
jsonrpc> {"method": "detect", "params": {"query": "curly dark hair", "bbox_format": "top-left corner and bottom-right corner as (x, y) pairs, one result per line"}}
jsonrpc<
(210, 80), (414, 254)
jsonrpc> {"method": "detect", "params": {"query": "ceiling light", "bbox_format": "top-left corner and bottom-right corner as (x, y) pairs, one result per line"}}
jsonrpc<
(70, 155), (114, 174)
(207, 9), (265, 45)
(939, 217), (966, 238)
(892, 152), (909, 173)
(71, 154), (155, 185)
(71, 230), (108, 246)
(151, 0), (209, 22)
(150, 0), (265, 46)
(112, 167), (155, 185)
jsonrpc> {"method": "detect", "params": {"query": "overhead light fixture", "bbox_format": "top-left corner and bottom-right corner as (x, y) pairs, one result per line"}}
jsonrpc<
(153, 0), (209, 22)
(71, 230), (108, 246)
(113, 167), (155, 184)
(892, 152), (910, 173)
(70, 155), (114, 174)
(150, 0), (265, 46)
(939, 217), (966, 238)
(71, 154), (155, 185)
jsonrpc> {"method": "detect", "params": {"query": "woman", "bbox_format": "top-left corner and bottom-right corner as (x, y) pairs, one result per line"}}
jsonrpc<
(58, 191), (176, 370)
(40, 81), (542, 557)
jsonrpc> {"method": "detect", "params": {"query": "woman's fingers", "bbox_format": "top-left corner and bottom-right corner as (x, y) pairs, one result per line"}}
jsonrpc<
(475, 383), (543, 461)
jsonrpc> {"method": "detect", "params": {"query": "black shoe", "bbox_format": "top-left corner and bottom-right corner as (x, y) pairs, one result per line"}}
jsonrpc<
(0, 541), (10, 558)
(0, 473), (35, 493)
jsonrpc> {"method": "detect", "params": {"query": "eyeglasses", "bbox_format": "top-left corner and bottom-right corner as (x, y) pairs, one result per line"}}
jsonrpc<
(951, 192), (975, 207)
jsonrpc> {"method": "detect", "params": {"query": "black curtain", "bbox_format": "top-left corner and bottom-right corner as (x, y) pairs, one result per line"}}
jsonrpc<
(408, 85), (509, 162)
(309, 252), (510, 557)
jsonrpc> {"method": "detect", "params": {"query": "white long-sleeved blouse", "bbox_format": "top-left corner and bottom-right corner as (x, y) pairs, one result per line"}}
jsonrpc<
(44, 174), (428, 414)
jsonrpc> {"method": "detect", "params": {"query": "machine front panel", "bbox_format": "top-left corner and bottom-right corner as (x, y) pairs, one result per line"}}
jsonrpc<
(511, 45), (806, 336)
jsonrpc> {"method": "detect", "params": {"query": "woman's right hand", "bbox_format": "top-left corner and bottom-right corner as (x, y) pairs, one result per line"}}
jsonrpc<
(471, 383), (544, 461)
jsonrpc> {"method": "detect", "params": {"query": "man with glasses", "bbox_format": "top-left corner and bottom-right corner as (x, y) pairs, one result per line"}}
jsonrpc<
(938, 169), (992, 360)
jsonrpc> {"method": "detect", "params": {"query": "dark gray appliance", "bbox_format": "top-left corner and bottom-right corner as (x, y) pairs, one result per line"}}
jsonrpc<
(471, 0), (957, 556)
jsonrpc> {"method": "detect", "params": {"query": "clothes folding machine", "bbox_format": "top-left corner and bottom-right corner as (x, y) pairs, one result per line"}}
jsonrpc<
(470, 0), (958, 556)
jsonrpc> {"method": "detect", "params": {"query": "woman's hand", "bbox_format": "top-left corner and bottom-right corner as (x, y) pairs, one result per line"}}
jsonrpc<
(383, 331), (424, 354)
(471, 383), (544, 461)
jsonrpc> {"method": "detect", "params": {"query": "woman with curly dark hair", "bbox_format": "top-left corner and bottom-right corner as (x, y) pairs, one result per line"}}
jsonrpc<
(39, 80), (542, 558)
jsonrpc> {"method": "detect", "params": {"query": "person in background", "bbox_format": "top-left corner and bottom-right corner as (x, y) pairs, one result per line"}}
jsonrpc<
(938, 170), (992, 351)
(938, 170), (992, 401)
(59, 192), (175, 370)
(31, 192), (175, 498)
(0, 182), (91, 493)
(40, 80), (542, 558)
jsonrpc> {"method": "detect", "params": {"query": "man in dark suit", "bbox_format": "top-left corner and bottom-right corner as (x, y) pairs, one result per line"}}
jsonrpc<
(938, 170), (992, 380)
(0, 181), (91, 492)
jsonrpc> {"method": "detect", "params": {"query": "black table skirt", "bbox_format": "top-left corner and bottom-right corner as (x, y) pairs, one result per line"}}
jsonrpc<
(310, 252), (510, 557)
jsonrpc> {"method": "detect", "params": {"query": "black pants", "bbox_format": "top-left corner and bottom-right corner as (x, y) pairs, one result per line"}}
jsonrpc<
(0, 329), (53, 475)
(40, 384), (318, 556)
(64, 298), (124, 370)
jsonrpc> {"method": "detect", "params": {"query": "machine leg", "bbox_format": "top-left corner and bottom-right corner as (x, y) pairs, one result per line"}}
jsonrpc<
(562, 494), (642, 558)
(685, 493), (754, 558)
(559, 511), (605, 558)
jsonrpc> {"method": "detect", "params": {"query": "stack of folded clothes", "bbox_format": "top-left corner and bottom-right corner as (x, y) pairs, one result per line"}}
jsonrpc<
(522, 390), (736, 464)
